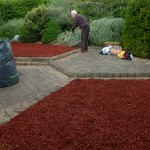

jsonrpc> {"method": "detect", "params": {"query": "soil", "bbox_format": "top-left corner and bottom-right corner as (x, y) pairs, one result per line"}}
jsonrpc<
(11, 42), (77, 57)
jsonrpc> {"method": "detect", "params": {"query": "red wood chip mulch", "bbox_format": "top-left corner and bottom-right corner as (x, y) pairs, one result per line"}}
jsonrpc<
(11, 42), (77, 57)
(0, 79), (150, 149)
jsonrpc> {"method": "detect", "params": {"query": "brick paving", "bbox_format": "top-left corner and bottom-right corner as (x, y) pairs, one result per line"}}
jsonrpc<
(0, 66), (72, 125)
(0, 46), (150, 125)
(52, 47), (150, 78)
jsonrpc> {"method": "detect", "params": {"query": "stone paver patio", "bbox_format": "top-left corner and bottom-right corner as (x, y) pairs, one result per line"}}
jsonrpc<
(52, 47), (150, 78)
(0, 46), (150, 125)
(0, 66), (72, 125)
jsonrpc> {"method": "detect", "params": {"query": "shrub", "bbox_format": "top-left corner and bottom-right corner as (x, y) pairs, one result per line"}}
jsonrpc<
(47, 5), (72, 31)
(20, 27), (40, 43)
(57, 29), (81, 46)
(48, 5), (63, 18)
(0, 18), (24, 40)
(113, 6), (127, 18)
(42, 18), (62, 43)
(58, 13), (72, 31)
(90, 18), (125, 45)
(0, 0), (46, 21)
(75, 0), (130, 20)
(46, 0), (74, 9)
(111, 0), (130, 18)
(122, 0), (150, 58)
(20, 5), (50, 43)
(46, 0), (74, 31)
(57, 18), (125, 46)
(76, 2), (102, 20)
(0, 12), (5, 26)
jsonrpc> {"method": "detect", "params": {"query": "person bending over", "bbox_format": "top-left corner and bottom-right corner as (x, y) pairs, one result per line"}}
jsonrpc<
(71, 10), (90, 53)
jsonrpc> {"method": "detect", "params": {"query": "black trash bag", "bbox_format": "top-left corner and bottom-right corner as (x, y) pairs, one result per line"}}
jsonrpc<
(0, 39), (19, 87)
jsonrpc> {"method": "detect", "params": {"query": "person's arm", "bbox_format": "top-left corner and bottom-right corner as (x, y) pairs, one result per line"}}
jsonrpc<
(72, 16), (78, 32)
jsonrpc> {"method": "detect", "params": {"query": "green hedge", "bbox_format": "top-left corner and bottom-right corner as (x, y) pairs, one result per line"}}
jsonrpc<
(76, 0), (130, 20)
(0, 0), (46, 21)
(76, 2), (101, 20)
(42, 18), (62, 43)
(122, 0), (150, 58)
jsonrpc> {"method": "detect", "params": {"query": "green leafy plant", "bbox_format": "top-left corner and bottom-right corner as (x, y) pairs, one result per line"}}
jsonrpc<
(57, 29), (81, 46)
(20, 26), (39, 43)
(46, 0), (74, 31)
(113, 6), (127, 18)
(20, 5), (50, 43)
(75, 0), (130, 20)
(111, 0), (130, 18)
(42, 18), (62, 43)
(59, 13), (72, 31)
(0, 0), (45, 21)
(122, 0), (150, 58)
(48, 5), (63, 18)
(0, 18), (24, 40)
(90, 18), (125, 45)
(76, 2), (102, 20)
(0, 12), (5, 26)
(47, 5), (72, 31)
(57, 18), (125, 46)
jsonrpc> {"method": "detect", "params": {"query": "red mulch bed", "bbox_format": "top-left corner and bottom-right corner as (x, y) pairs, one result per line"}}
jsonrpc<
(11, 42), (77, 57)
(0, 79), (150, 149)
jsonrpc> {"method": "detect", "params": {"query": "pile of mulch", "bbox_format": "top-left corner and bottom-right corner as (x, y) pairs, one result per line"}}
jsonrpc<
(11, 42), (77, 57)
(0, 79), (150, 149)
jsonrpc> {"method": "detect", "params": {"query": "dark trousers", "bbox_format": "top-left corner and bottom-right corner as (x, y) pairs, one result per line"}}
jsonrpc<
(81, 25), (90, 52)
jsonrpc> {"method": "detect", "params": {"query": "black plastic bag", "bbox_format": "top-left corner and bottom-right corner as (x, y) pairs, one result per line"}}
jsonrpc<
(0, 39), (19, 87)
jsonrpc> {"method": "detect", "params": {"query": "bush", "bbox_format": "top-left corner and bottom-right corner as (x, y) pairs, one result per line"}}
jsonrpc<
(76, 2), (102, 20)
(112, 0), (130, 18)
(20, 5), (50, 43)
(90, 18), (125, 45)
(57, 29), (81, 46)
(0, 18), (24, 40)
(57, 18), (125, 46)
(20, 27), (40, 43)
(48, 5), (63, 18)
(0, 12), (5, 26)
(42, 18), (62, 43)
(46, 0), (74, 31)
(0, 0), (46, 21)
(75, 0), (130, 20)
(58, 13), (72, 31)
(113, 6), (127, 18)
(46, 0), (74, 9)
(122, 0), (150, 58)
(47, 5), (72, 31)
